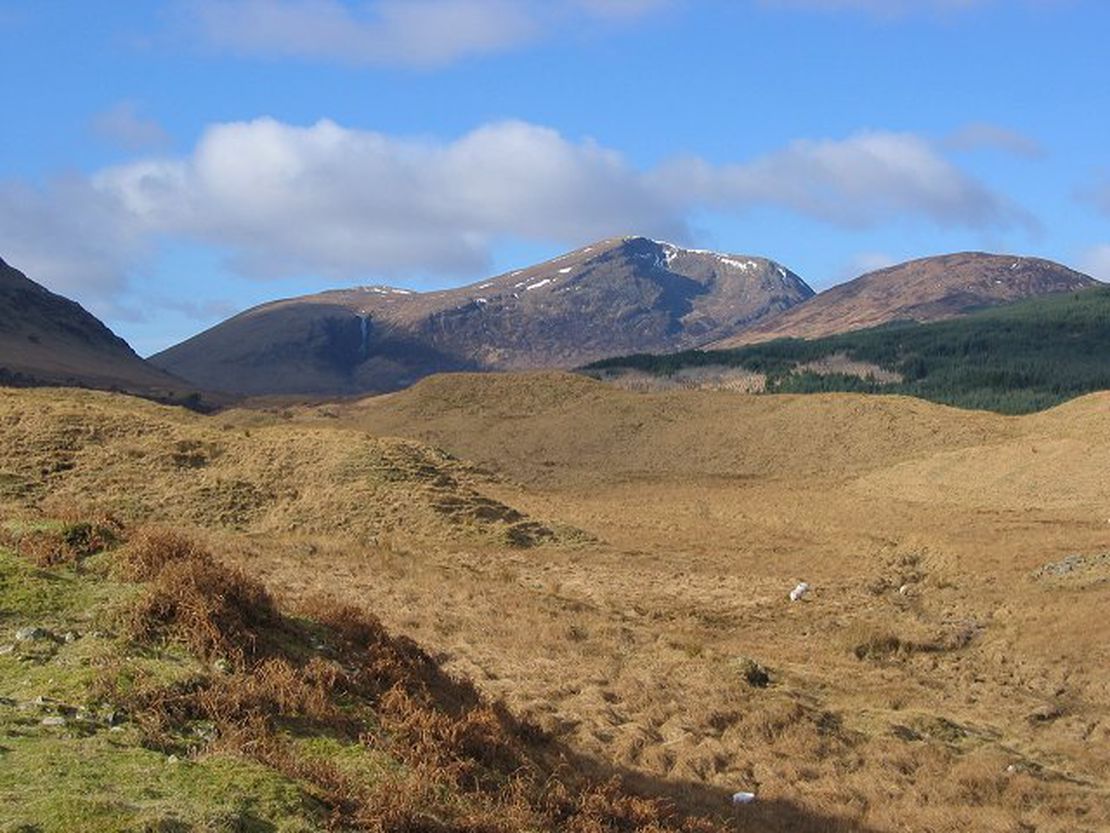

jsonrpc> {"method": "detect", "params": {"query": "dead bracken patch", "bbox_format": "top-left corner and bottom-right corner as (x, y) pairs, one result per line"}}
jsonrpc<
(103, 527), (731, 833)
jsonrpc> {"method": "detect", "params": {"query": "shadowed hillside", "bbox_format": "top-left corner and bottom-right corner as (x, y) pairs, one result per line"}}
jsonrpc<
(0, 257), (209, 407)
(150, 237), (811, 396)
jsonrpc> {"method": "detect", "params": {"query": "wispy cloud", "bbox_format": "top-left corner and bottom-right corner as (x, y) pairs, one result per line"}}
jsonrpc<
(944, 122), (1045, 159)
(90, 101), (171, 151)
(1079, 244), (1110, 281)
(0, 118), (1030, 305)
(1077, 173), (1110, 216)
(180, 0), (672, 67)
(758, 0), (1062, 16)
(655, 130), (1032, 229)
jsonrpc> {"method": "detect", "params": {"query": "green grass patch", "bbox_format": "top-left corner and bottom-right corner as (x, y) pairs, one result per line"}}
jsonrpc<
(0, 544), (326, 832)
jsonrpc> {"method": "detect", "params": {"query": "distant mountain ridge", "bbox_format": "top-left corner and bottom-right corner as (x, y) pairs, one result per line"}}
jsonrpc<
(150, 237), (813, 396)
(0, 257), (203, 404)
(710, 252), (1099, 347)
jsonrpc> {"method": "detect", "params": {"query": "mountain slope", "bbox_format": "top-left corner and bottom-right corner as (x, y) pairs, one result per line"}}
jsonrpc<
(587, 284), (1110, 413)
(0, 257), (201, 403)
(150, 237), (812, 396)
(710, 252), (1098, 347)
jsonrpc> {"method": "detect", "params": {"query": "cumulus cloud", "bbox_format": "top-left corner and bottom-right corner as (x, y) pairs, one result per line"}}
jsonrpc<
(89, 118), (683, 280)
(0, 118), (1029, 304)
(944, 122), (1045, 159)
(181, 0), (671, 67)
(90, 101), (172, 151)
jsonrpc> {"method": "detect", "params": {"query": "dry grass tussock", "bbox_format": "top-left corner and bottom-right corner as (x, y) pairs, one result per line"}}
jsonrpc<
(88, 524), (734, 833)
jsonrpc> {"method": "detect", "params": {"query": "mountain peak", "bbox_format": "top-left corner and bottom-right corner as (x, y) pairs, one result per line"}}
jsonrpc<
(151, 238), (812, 396)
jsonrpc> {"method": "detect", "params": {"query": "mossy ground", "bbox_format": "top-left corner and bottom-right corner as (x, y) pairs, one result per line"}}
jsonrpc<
(0, 546), (333, 833)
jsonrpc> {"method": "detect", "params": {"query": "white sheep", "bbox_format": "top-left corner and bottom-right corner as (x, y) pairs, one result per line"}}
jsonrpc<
(789, 581), (810, 602)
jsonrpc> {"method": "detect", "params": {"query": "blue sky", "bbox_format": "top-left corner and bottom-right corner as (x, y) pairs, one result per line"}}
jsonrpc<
(1, 0), (1108, 355)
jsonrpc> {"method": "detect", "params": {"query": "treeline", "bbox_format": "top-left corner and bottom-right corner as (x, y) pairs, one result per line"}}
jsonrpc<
(584, 286), (1110, 414)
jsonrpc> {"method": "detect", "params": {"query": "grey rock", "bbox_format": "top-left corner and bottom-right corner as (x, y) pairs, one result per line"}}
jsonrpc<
(1028, 704), (1063, 724)
(40, 716), (66, 727)
(15, 627), (53, 642)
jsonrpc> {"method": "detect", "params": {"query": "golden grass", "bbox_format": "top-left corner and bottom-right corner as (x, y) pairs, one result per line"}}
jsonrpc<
(2, 378), (1108, 832)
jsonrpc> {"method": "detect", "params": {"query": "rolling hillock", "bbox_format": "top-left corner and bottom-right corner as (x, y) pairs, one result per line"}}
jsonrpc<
(0, 388), (578, 550)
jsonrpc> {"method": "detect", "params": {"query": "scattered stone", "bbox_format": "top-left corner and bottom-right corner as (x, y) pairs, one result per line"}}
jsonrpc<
(40, 716), (66, 727)
(1031, 553), (1110, 580)
(898, 584), (911, 596)
(1028, 704), (1063, 724)
(14, 627), (53, 642)
(789, 581), (810, 602)
(63, 631), (79, 643)
(166, 754), (179, 764)
(890, 724), (923, 742)
(0, 644), (14, 655)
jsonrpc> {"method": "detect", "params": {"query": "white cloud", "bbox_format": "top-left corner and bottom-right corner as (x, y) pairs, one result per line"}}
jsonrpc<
(1080, 244), (1110, 282)
(181, 0), (671, 67)
(90, 101), (171, 151)
(0, 118), (1029, 306)
(89, 118), (684, 280)
(839, 251), (897, 280)
(654, 130), (1029, 229)
(0, 177), (148, 301)
(944, 122), (1045, 159)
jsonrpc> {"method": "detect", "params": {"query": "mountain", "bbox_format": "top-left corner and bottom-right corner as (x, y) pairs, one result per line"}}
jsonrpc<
(0, 257), (203, 404)
(587, 284), (1110, 414)
(150, 236), (812, 396)
(709, 252), (1099, 347)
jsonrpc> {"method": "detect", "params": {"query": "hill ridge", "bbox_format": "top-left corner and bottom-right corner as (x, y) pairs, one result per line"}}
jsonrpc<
(150, 236), (813, 396)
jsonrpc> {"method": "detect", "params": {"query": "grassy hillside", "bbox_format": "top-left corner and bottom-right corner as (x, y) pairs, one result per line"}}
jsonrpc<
(585, 286), (1110, 413)
(0, 513), (731, 833)
(5, 385), (1109, 832)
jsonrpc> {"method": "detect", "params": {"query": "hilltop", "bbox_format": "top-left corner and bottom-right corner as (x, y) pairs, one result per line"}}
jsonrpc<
(0, 258), (205, 407)
(149, 237), (811, 396)
(712, 252), (1098, 347)
(588, 284), (1110, 413)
